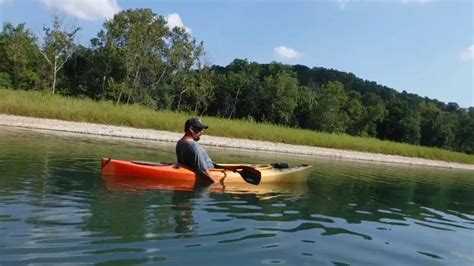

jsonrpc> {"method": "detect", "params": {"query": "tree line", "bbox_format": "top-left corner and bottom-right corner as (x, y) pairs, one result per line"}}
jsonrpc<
(0, 8), (472, 154)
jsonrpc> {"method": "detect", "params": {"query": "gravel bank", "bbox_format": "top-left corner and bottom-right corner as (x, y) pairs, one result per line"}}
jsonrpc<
(1, 114), (473, 170)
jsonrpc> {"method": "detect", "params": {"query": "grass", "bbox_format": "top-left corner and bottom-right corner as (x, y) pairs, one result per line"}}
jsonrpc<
(1, 88), (473, 164)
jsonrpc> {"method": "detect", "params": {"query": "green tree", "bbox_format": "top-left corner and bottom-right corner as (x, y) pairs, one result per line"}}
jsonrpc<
(362, 92), (387, 137)
(293, 86), (317, 128)
(310, 81), (349, 133)
(40, 14), (80, 94)
(0, 22), (42, 90)
(193, 68), (216, 115)
(89, 31), (127, 100)
(178, 67), (216, 115)
(211, 71), (250, 118)
(344, 91), (367, 136)
(167, 27), (205, 111)
(419, 102), (455, 149)
(94, 8), (205, 109)
(97, 8), (168, 104)
(260, 70), (299, 124)
(62, 45), (96, 97)
(453, 108), (474, 154)
(379, 101), (421, 144)
(208, 59), (262, 120)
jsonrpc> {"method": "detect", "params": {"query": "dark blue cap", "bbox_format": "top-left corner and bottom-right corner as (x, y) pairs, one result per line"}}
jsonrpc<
(184, 118), (208, 131)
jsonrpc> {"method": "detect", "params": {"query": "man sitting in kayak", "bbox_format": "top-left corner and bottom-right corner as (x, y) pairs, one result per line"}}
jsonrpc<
(176, 118), (221, 183)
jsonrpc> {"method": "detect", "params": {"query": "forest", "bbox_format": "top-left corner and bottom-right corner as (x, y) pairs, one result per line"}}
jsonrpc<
(0, 8), (472, 154)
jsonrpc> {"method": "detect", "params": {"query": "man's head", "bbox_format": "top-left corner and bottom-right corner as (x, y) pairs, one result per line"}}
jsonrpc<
(184, 118), (208, 141)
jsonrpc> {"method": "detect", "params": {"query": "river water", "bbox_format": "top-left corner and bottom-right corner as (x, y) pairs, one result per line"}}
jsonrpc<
(1, 126), (473, 265)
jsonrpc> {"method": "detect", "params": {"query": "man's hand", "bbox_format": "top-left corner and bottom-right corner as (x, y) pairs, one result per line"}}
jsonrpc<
(203, 169), (221, 184)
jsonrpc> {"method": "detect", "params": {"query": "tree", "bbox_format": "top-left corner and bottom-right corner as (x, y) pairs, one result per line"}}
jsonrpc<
(293, 86), (317, 128)
(96, 9), (168, 105)
(344, 91), (367, 136)
(208, 59), (262, 120)
(379, 101), (421, 144)
(62, 45), (96, 97)
(260, 69), (299, 124)
(94, 8), (205, 109)
(40, 14), (80, 94)
(167, 27), (205, 111)
(444, 102), (460, 112)
(176, 67), (216, 114)
(89, 31), (127, 100)
(419, 102), (455, 149)
(0, 22), (42, 90)
(310, 81), (349, 133)
(453, 108), (474, 154)
(210, 71), (250, 118)
(361, 92), (387, 137)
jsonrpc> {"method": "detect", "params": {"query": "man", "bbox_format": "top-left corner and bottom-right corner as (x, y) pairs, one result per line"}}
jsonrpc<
(176, 118), (221, 183)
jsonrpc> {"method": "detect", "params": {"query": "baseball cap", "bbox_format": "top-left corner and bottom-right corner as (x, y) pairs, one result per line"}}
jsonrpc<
(184, 118), (208, 131)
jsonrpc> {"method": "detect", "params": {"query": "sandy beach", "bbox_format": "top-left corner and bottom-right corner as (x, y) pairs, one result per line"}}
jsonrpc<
(0, 114), (473, 170)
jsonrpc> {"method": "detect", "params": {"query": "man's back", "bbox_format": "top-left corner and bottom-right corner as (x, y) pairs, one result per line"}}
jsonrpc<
(176, 139), (214, 173)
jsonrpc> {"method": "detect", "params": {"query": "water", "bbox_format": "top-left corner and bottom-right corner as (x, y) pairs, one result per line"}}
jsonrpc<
(1, 126), (473, 265)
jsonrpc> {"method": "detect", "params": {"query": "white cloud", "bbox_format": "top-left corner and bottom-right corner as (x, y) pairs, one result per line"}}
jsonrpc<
(461, 44), (474, 62)
(274, 46), (302, 61)
(41, 0), (121, 21)
(165, 13), (192, 34)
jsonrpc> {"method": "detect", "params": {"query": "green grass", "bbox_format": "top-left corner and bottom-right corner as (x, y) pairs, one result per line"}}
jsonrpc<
(1, 88), (473, 164)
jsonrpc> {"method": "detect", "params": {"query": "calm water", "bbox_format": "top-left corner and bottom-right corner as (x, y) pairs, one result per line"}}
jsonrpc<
(1, 126), (473, 265)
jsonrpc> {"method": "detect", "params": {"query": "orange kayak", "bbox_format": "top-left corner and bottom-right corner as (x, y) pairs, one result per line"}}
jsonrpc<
(101, 158), (312, 186)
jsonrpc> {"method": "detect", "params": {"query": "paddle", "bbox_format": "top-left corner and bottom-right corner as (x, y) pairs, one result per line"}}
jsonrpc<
(214, 164), (261, 185)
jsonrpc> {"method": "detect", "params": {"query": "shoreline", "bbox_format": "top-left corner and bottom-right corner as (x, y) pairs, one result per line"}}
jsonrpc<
(0, 114), (473, 170)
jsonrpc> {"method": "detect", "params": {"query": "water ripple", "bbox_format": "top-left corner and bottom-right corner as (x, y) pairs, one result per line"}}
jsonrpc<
(2, 127), (474, 265)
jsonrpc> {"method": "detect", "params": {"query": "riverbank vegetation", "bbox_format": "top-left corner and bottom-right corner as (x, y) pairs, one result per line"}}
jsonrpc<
(0, 8), (473, 157)
(1, 89), (473, 164)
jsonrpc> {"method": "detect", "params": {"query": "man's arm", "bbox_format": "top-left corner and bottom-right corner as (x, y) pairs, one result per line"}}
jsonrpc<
(200, 169), (221, 183)
(200, 168), (227, 184)
(190, 143), (223, 184)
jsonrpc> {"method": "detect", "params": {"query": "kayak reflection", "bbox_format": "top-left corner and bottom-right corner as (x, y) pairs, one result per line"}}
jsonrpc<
(101, 174), (308, 195)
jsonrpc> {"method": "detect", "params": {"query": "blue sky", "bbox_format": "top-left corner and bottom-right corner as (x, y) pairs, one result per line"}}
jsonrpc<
(1, 0), (473, 107)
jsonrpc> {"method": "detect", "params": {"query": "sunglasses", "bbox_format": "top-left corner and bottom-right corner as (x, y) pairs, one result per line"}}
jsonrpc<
(192, 127), (204, 133)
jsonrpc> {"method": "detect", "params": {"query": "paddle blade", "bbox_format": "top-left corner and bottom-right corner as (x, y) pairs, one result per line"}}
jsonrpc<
(238, 167), (261, 185)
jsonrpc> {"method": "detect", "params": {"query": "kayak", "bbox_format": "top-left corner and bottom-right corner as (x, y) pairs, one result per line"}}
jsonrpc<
(101, 158), (312, 186)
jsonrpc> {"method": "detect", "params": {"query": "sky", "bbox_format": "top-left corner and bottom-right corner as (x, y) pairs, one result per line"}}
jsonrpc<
(1, 0), (473, 107)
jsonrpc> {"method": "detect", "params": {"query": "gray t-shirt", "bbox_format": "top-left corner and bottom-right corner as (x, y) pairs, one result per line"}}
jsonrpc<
(176, 139), (214, 173)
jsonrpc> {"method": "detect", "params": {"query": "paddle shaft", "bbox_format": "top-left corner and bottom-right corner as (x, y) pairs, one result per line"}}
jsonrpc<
(214, 164), (261, 185)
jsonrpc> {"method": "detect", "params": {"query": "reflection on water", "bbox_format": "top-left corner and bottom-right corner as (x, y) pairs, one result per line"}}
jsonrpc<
(1, 126), (473, 265)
